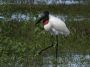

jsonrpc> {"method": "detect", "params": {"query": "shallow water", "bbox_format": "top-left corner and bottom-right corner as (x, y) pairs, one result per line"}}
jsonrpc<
(0, 12), (90, 22)
(1, 53), (90, 67)
(29, 52), (89, 67)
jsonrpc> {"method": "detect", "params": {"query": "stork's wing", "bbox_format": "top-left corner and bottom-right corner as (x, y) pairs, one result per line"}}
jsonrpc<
(49, 15), (70, 36)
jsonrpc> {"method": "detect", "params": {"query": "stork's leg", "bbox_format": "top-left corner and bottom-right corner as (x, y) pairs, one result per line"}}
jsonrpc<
(56, 35), (58, 67)
(38, 35), (54, 55)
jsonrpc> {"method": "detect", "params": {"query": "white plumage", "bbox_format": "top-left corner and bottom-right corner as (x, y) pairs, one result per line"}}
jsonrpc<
(44, 15), (70, 36)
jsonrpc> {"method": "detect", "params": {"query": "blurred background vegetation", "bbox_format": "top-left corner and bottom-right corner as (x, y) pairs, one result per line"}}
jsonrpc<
(0, 0), (90, 67)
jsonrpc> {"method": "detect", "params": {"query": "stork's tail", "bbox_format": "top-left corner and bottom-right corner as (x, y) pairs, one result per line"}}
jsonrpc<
(64, 28), (70, 37)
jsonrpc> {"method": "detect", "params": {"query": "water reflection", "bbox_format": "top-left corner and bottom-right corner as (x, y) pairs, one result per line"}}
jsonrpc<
(41, 53), (90, 67)
(0, 0), (87, 5)
(55, 15), (90, 22)
(11, 13), (30, 22)
(0, 13), (90, 22)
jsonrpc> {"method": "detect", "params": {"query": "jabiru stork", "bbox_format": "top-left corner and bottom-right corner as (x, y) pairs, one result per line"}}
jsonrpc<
(36, 11), (70, 63)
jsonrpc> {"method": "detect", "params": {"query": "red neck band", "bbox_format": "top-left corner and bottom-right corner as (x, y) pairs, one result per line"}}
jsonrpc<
(42, 19), (48, 25)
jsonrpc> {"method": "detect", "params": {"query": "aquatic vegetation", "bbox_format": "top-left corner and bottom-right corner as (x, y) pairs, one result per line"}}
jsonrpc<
(0, 4), (90, 67)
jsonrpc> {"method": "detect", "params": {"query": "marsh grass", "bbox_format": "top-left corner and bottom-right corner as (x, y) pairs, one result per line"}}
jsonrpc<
(0, 4), (90, 15)
(0, 4), (90, 66)
(0, 19), (89, 66)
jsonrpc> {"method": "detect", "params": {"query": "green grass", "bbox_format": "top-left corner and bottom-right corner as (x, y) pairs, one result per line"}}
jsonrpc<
(0, 20), (90, 65)
(0, 4), (90, 15)
(0, 4), (90, 66)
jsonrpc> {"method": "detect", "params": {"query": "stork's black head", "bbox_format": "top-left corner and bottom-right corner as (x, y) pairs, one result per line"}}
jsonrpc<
(36, 11), (49, 24)
(43, 11), (49, 17)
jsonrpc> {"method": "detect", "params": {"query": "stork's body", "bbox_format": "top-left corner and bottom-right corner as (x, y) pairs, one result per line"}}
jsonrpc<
(44, 15), (70, 36)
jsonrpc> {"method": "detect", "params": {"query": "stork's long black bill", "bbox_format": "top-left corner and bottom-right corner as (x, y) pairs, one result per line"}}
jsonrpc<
(36, 15), (45, 25)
